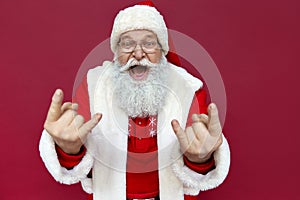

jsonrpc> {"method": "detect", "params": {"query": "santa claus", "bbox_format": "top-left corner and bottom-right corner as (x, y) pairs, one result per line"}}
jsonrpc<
(39, 2), (230, 200)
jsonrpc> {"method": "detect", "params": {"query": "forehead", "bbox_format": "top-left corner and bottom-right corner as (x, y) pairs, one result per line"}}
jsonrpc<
(120, 29), (157, 40)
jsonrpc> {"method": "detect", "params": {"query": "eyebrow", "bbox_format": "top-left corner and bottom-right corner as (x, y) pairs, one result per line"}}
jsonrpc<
(120, 35), (132, 40)
(120, 34), (156, 41)
(143, 35), (156, 40)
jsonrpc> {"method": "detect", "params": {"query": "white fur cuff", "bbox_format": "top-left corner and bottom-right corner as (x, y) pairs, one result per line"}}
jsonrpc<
(39, 130), (94, 188)
(172, 135), (230, 195)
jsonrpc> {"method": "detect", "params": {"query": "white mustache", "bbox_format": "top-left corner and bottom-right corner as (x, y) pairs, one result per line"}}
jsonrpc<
(119, 58), (158, 72)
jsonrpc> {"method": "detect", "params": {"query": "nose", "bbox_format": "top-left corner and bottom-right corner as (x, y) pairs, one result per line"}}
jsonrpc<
(132, 45), (145, 60)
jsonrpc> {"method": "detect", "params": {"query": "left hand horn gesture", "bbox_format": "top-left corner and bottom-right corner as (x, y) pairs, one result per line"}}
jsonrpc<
(171, 103), (223, 163)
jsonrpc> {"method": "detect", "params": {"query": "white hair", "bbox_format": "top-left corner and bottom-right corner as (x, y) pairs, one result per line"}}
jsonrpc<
(111, 56), (169, 118)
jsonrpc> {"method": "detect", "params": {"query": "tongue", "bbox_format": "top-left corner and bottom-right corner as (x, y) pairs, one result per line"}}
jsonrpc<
(132, 65), (147, 74)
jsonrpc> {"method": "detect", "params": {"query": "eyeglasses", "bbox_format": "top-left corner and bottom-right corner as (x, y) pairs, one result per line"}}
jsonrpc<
(118, 39), (161, 53)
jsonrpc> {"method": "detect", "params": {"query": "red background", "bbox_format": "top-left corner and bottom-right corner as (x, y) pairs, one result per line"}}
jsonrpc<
(1, 0), (300, 199)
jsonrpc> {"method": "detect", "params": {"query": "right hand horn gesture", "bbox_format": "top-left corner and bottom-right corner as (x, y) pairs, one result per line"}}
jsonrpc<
(44, 89), (102, 154)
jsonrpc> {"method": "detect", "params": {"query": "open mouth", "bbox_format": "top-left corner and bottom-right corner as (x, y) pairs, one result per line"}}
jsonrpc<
(129, 65), (148, 80)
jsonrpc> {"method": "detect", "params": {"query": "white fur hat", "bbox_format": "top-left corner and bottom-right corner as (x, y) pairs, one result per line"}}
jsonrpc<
(110, 5), (169, 55)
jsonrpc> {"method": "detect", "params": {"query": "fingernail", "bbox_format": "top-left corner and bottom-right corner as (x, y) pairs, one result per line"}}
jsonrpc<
(95, 113), (102, 121)
(72, 103), (78, 110)
(191, 114), (200, 122)
(55, 89), (62, 96)
(53, 90), (61, 102)
(172, 119), (178, 126)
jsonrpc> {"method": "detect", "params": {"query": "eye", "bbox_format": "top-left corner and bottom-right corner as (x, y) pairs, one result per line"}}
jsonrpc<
(143, 41), (157, 48)
(121, 40), (135, 49)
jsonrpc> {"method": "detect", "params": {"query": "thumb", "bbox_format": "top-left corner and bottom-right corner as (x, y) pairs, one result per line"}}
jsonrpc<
(78, 113), (102, 140)
(171, 119), (183, 134)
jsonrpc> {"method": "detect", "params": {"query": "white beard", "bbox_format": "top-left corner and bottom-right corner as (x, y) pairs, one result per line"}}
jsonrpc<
(111, 56), (169, 118)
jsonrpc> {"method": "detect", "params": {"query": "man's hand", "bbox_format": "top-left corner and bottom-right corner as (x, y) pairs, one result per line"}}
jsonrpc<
(44, 89), (102, 154)
(171, 103), (223, 163)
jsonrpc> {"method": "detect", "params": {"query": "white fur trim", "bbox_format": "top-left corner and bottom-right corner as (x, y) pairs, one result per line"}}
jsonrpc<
(81, 177), (93, 194)
(110, 5), (169, 55)
(87, 62), (128, 199)
(86, 61), (204, 199)
(171, 135), (230, 195)
(39, 129), (94, 191)
(169, 63), (203, 91)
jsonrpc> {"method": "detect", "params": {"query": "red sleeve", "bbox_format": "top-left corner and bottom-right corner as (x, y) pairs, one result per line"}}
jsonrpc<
(183, 155), (215, 175)
(184, 88), (215, 174)
(56, 145), (87, 169)
(56, 76), (91, 169)
(186, 89), (208, 126)
(73, 76), (92, 120)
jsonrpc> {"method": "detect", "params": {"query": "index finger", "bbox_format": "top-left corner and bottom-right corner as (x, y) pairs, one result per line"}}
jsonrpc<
(46, 89), (64, 122)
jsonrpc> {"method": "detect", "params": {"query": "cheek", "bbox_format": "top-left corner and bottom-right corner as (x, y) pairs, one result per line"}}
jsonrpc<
(148, 51), (162, 63)
(117, 53), (130, 65)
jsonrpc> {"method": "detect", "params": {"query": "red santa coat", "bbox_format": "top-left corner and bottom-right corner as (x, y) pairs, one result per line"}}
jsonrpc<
(39, 61), (230, 200)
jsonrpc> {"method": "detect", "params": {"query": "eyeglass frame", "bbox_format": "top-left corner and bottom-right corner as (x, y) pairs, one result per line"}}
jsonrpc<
(117, 38), (162, 54)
